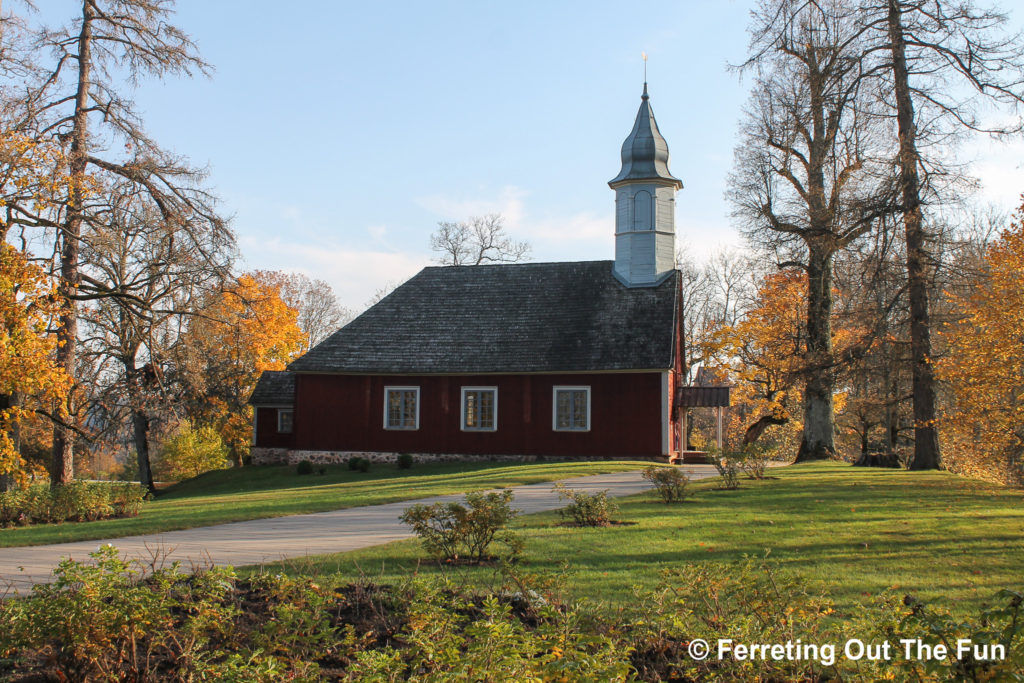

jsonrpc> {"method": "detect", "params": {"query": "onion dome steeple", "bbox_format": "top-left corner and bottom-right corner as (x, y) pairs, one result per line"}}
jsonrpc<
(609, 83), (682, 190)
(609, 82), (682, 288)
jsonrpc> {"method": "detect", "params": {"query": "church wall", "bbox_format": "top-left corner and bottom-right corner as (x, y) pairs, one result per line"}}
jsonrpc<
(290, 371), (666, 458)
(253, 406), (294, 449)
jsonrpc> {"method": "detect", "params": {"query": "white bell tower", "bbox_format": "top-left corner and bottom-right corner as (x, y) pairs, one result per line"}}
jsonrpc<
(609, 83), (682, 287)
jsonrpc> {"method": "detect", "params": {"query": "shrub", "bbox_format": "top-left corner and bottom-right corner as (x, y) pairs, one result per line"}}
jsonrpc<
(629, 557), (845, 682)
(740, 442), (776, 479)
(296, 459), (314, 475)
(396, 453), (414, 470)
(347, 456), (371, 472)
(642, 465), (690, 503)
(708, 445), (742, 490)
(0, 482), (145, 527)
(861, 590), (1024, 680)
(552, 483), (617, 526)
(400, 490), (521, 563)
(154, 422), (229, 481)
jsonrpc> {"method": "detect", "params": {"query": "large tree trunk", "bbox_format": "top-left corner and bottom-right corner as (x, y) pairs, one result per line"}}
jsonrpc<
(796, 245), (837, 461)
(132, 410), (155, 492)
(887, 0), (942, 471)
(51, 0), (94, 486)
(124, 358), (156, 492)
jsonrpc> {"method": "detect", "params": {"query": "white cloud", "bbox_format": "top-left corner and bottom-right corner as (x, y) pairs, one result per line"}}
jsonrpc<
(416, 185), (527, 227)
(239, 236), (429, 310)
(969, 137), (1024, 210)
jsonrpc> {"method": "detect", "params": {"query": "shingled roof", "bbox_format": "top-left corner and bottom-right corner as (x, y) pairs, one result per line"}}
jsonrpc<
(249, 370), (295, 405)
(287, 260), (678, 375)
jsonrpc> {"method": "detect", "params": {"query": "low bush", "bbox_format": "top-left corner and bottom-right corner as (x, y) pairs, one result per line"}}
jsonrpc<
(396, 453), (414, 470)
(347, 456), (370, 472)
(552, 482), (617, 526)
(0, 482), (146, 527)
(399, 490), (521, 564)
(297, 459), (315, 475)
(708, 445), (743, 489)
(1, 547), (1022, 682)
(740, 441), (776, 479)
(641, 465), (690, 503)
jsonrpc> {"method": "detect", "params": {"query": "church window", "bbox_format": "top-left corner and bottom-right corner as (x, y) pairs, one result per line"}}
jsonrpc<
(633, 190), (653, 230)
(277, 409), (293, 434)
(384, 386), (419, 430)
(553, 386), (590, 431)
(461, 387), (497, 431)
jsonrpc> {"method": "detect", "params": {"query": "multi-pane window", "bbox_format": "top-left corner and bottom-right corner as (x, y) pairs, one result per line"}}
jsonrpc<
(277, 409), (293, 434)
(384, 387), (419, 430)
(553, 386), (590, 431)
(462, 387), (497, 431)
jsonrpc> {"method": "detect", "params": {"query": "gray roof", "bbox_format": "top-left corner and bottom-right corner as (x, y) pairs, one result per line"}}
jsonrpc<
(287, 260), (679, 374)
(608, 83), (682, 189)
(249, 370), (295, 405)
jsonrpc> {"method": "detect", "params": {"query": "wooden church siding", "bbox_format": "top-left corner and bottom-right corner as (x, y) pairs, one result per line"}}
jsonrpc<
(292, 371), (665, 457)
(254, 407), (294, 449)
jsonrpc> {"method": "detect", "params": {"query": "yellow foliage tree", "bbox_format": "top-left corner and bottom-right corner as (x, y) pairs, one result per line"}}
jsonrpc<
(938, 203), (1024, 485)
(0, 244), (71, 488)
(178, 273), (306, 466)
(702, 270), (807, 453)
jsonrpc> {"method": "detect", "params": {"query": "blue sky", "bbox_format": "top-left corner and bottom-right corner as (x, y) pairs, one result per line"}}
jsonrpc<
(38, 1), (1024, 308)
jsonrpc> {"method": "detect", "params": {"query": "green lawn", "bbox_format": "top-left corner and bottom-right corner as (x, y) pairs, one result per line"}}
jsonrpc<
(253, 462), (1024, 616)
(0, 460), (647, 548)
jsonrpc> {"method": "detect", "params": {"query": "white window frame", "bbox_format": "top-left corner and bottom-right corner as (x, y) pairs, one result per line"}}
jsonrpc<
(460, 386), (498, 432)
(384, 386), (420, 430)
(277, 408), (294, 434)
(552, 385), (591, 432)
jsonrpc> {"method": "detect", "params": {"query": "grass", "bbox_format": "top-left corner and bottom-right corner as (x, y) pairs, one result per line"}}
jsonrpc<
(0, 460), (647, 548)
(252, 462), (1024, 617)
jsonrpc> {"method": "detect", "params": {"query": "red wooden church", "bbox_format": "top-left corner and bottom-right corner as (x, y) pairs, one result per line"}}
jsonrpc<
(250, 84), (716, 465)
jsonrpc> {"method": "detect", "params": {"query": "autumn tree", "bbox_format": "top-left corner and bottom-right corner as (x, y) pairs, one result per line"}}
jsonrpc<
(704, 270), (808, 450)
(430, 214), (530, 266)
(0, 244), (70, 491)
(176, 273), (305, 466)
(0, 0), (226, 485)
(938, 202), (1024, 485)
(250, 270), (352, 347)
(732, 0), (895, 461)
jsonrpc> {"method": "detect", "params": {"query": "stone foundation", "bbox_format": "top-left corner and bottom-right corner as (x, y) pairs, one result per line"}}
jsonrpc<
(249, 447), (289, 465)
(251, 448), (669, 466)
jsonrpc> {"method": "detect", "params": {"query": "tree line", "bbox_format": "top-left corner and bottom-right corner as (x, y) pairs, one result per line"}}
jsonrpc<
(687, 0), (1024, 482)
(0, 1), (350, 492)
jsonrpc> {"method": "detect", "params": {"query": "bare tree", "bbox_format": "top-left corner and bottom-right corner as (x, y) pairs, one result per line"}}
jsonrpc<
(731, 0), (896, 461)
(79, 187), (233, 490)
(429, 214), (530, 266)
(252, 270), (352, 347)
(1, 1), (228, 484)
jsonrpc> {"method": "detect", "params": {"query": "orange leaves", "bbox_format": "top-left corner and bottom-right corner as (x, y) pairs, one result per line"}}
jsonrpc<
(0, 244), (71, 480)
(701, 270), (808, 448)
(938, 201), (1024, 485)
(179, 273), (305, 463)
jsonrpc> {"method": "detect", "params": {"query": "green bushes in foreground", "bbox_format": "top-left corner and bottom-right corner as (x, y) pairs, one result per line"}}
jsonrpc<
(1, 547), (1021, 681)
(0, 481), (145, 527)
(399, 490), (521, 564)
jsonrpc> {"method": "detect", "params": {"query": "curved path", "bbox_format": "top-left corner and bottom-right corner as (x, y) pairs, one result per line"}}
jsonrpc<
(1, 465), (720, 595)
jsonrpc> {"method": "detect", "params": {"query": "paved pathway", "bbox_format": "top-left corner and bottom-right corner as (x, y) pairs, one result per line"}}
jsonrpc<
(1, 465), (720, 595)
